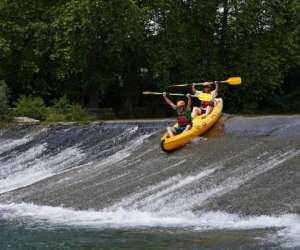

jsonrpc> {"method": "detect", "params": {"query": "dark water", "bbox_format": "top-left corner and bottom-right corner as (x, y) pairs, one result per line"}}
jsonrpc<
(0, 115), (299, 249)
(0, 222), (279, 250)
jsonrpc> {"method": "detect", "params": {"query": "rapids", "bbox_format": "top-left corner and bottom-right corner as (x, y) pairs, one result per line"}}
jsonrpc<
(0, 115), (299, 249)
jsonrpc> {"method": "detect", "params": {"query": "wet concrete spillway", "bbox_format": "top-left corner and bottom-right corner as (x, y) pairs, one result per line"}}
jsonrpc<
(0, 115), (299, 249)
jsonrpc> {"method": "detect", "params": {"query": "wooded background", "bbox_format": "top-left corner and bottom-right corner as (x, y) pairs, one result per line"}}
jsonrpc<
(0, 0), (299, 116)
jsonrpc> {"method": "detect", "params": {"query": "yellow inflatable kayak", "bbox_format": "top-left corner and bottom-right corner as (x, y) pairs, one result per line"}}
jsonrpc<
(161, 98), (223, 152)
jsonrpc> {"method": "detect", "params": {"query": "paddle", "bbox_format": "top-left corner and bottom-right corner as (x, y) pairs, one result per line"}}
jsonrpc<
(168, 77), (242, 88)
(142, 91), (212, 102)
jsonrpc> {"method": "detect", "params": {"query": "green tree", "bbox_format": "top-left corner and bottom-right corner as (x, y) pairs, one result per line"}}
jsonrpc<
(0, 0), (299, 115)
(215, 0), (300, 112)
(144, 0), (220, 85)
(0, 0), (62, 101)
(51, 0), (148, 110)
(0, 80), (10, 120)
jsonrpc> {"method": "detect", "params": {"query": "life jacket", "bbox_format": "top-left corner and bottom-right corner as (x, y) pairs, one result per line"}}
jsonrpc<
(201, 100), (214, 109)
(177, 108), (192, 126)
(200, 89), (214, 109)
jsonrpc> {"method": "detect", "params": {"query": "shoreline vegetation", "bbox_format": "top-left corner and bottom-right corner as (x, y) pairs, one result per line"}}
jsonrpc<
(1, 79), (299, 129)
(1, 79), (299, 127)
(0, 1), (299, 116)
(1, 78), (299, 129)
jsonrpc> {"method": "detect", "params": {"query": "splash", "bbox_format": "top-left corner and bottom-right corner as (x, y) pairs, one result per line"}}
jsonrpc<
(0, 202), (299, 248)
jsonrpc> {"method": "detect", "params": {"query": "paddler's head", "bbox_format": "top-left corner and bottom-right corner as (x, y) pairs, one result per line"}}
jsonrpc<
(203, 83), (211, 93)
(176, 100), (186, 109)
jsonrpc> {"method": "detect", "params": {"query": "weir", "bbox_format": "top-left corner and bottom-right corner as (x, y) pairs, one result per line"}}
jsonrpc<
(0, 115), (299, 248)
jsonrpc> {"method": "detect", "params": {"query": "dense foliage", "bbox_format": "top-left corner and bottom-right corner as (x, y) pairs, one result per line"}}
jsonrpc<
(0, 80), (11, 120)
(47, 96), (93, 122)
(14, 96), (48, 120)
(0, 0), (299, 115)
(13, 95), (93, 121)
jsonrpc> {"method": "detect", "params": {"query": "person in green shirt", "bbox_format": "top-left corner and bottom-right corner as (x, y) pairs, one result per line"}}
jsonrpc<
(163, 92), (192, 137)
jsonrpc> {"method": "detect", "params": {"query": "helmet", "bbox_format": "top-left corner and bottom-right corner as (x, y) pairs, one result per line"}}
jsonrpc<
(176, 100), (185, 107)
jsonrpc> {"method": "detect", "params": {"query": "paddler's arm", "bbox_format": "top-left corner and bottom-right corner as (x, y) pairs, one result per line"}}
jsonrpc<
(192, 83), (197, 94)
(214, 81), (220, 97)
(163, 92), (176, 110)
(186, 93), (191, 110)
(193, 83), (204, 96)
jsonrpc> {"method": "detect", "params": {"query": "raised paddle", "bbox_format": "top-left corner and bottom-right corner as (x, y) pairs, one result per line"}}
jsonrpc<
(168, 77), (242, 88)
(142, 91), (192, 97)
(142, 91), (213, 102)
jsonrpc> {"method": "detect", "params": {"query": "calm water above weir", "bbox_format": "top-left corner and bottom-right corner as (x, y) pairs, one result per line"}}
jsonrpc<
(0, 115), (299, 249)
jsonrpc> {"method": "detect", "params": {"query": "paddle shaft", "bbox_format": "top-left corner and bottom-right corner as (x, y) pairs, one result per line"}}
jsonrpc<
(143, 91), (197, 98)
(169, 77), (241, 87)
(142, 91), (213, 101)
(166, 93), (197, 98)
(167, 81), (219, 87)
(192, 81), (219, 86)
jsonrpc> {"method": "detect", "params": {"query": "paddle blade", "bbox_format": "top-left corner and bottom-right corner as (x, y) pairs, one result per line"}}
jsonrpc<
(198, 93), (213, 102)
(225, 77), (242, 85)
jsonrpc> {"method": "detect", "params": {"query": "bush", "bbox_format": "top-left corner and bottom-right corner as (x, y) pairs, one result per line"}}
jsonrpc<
(14, 96), (48, 121)
(51, 95), (72, 115)
(0, 80), (12, 121)
(46, 112), (66, 122)
(46, 96), (93, 122)
(12, 95), (93, 122)
(67, 103), (93, 121)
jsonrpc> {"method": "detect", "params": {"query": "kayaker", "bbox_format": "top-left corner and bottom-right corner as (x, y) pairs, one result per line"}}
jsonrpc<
(191, 82), (219, 118)
(163, 92), (192, 137)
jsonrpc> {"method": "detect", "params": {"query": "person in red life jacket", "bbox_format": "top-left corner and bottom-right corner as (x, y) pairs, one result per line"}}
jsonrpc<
(191, 82), (219, 118)
(163, 92), (192, 137)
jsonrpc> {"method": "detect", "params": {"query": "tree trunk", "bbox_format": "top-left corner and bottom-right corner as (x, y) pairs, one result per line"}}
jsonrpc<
(219, 0), (229, 65)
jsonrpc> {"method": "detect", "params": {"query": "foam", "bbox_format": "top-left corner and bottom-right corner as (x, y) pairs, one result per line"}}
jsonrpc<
(0, 128), (47, 155)
(128, 149), (299, 213)
(81, 132), (154, 174)
(0, 202), (299, 248)
(128, 167), (218, 211)
(0, 137), (33, 155)
(0, 131), (153, 194)
(0, 144), (47, 178)
(0, 146), (83, 194)
(1, 125), (299, 248)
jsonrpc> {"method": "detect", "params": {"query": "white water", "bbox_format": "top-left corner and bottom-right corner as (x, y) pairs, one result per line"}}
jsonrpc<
(0, 202), (299, 248)
(0, 128), (46, 155)
(113, 167), (219, 211)
(0, 137), (31, 155)
(0, 144), (47, 177)
(0, 129), (153, 194)
(0, 147), (299, 248)
(93, 131), (153, 170)
(0, 127), (299, 248)
(113, 149), (299, 214)
(0, 146), (83, 194)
